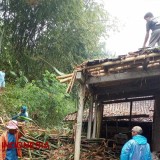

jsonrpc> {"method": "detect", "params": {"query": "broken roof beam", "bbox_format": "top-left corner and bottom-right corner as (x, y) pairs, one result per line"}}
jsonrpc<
(87, 68), (160, 84)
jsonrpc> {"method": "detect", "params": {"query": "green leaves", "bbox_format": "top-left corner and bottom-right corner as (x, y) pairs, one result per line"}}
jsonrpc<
(17, 116), (33, 122)
(0, 0), (117, 78)
(0, 71), (75, 128)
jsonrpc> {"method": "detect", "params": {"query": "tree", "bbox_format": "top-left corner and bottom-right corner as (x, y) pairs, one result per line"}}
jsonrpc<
(0, 0), (117, 79)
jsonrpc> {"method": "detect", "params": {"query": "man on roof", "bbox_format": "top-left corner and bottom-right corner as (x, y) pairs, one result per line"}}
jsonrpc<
(143, 12), (160, 48)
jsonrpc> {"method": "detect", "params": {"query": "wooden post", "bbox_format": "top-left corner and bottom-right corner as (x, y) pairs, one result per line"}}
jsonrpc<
(129, 101), (133, 131)
(87, 95), (93, 139)
(92, 102), (97, 138)
(152, 96), (160, 151)
(74, 83), (85, 160)
(96, 103), (104, 138)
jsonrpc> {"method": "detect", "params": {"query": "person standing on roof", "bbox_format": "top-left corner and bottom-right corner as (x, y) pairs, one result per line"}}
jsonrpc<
(120, 126), (152, 160)
(12, 105), (29, 122)
(143, 12), (160, 48)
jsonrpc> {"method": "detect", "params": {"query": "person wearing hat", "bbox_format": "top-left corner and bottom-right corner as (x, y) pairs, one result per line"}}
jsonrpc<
(120, 126), (151, 160)
(12, 105), (29, 122)
(0, 120), (24, 160)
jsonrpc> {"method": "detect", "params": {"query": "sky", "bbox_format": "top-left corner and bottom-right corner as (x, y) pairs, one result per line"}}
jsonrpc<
(103, 0), (160, 55)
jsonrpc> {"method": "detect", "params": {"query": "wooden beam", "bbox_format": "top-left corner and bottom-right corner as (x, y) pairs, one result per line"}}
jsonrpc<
(129, 101), (133, 131)
(86, 68), (160, 84)
(103, 114), (149, 120)
(94, 79), (160, 95)
(102, 96), (154, 104)
(98, 89), (160, 101)
(76, 71), (85, 84)
(74, 84), (85, 160)
(96, 104), (103, 138)
(87, 95), (93, 139)
(152, 96), (160, 151)
(92, 102), (98, 138)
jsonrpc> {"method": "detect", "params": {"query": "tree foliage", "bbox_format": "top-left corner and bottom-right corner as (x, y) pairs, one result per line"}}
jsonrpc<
(0, 0), (116, 78)
(0, 71), (75, 127)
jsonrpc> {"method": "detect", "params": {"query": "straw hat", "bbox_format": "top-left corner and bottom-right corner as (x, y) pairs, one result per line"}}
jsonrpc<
(6, 120), (18, 129)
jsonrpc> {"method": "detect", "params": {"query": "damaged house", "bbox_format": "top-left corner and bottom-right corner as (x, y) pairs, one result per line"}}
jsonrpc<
(57, 47), (160, 160)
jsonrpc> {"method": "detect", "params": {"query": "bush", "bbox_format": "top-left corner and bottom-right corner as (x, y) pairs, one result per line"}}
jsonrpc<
(0, 71), (76, 128)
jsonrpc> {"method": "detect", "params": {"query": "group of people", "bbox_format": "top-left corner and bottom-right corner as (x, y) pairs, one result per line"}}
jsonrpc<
(0, 11), (159, 160)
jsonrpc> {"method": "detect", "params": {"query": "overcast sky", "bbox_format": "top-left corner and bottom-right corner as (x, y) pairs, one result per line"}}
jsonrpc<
(103, 0), (160, 55)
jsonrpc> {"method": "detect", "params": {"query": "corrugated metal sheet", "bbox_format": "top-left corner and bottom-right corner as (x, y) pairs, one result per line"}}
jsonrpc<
(64, 100), (154, 122)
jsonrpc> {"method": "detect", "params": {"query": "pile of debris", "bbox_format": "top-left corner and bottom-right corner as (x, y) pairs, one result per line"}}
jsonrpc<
(0, 117), (120, 159)
(50, 138), (119, 160)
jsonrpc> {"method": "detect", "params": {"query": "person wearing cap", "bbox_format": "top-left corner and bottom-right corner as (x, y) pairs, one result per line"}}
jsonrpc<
(120, 126), (151, 160)
(12, 105), (29, 122)
(142, 12), (160, 48)
(0, 120), (24, 160)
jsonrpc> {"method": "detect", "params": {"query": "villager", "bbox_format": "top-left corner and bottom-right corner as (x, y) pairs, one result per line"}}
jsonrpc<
(0, 120), (25, 160)
(143, 12), (160, 48)
(0, 69), (5, 91)
(120, 126), (152, 160)
(12, 105), (29, 122)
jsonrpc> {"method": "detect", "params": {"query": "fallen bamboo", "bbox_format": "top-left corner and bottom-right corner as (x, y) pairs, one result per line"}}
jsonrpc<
(59, 77), (72, 83)
(56, 73), (73, 79)
(66, 71), (77, 93)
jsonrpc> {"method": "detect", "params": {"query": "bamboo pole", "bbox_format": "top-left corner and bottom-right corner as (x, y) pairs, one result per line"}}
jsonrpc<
(66, 71), (77, 93)
(56, 73), (73, 79)
(59, 77), (72, 83)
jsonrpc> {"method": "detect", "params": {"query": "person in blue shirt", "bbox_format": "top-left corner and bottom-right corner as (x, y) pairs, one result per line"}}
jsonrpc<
(0, 120), (24, 160)
(0, 69), (5, 92)
(12, 106), (29, 122)
(120, 126), (152, 160)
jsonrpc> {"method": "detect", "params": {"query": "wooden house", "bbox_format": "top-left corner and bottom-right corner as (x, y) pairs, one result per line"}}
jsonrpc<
(57, 47), (160, 160)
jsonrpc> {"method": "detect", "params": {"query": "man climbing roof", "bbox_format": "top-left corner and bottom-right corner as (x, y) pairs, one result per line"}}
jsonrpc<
(143, 12), (160, 48)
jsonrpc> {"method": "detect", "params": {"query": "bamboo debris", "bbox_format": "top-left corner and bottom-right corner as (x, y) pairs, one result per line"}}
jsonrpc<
(82, 53), (160, 70)
(59, 77), (72, 83)
(56, 73), (73, 79)
(66, 71), (77, 93)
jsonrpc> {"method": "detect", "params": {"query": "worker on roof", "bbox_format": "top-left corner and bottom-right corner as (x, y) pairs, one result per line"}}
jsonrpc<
(0, 120), (25, 160)
(143, 12), (160, 48)
(12, 105), (29, 122)
(120, 126), (151, 160)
